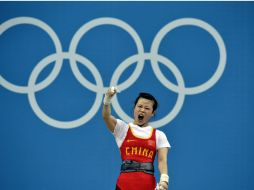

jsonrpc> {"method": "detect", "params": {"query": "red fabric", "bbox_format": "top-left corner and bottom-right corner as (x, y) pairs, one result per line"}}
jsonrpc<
(116, 172), (156, 190)
(116, 126), (157, 189)
(120, 126), (156, 162)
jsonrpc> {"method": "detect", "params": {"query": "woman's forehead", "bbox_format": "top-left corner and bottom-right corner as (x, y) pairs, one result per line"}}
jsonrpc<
(136, 98), (154, 105)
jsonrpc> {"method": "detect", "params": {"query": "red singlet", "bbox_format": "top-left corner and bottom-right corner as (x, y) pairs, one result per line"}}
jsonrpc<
(116, 126), (157, 190)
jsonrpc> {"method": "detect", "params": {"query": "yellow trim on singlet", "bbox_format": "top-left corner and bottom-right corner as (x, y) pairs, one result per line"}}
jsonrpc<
(129, 124), (154, 139)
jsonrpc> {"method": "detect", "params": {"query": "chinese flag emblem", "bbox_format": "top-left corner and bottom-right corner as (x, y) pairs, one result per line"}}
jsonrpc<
(148, 140), (155, 147)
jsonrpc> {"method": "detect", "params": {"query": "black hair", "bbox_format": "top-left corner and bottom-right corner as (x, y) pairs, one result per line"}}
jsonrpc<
(134, 92), (158, 112)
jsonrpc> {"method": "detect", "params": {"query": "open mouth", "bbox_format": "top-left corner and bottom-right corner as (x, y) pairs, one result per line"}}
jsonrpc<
(138, 114), (144, 121)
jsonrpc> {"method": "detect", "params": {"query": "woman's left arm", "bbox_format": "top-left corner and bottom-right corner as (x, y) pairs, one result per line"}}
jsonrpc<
(158, 147), (169, 189)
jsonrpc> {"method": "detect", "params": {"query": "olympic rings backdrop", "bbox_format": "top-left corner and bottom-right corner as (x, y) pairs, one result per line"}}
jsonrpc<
(1, 2), (253, 190)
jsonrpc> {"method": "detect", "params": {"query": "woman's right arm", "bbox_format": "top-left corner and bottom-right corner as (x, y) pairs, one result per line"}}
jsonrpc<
(102, 87), (117, 132)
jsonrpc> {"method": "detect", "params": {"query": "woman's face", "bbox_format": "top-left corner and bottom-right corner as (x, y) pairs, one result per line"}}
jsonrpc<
(133, 97), (155, 127)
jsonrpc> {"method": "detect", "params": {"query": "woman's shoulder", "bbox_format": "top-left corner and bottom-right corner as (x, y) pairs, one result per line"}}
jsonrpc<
(155, 129), (169, 140)
(155, 129), (166, 135)
(155, 129), (171, 148)
(116, 119), (128, 127)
